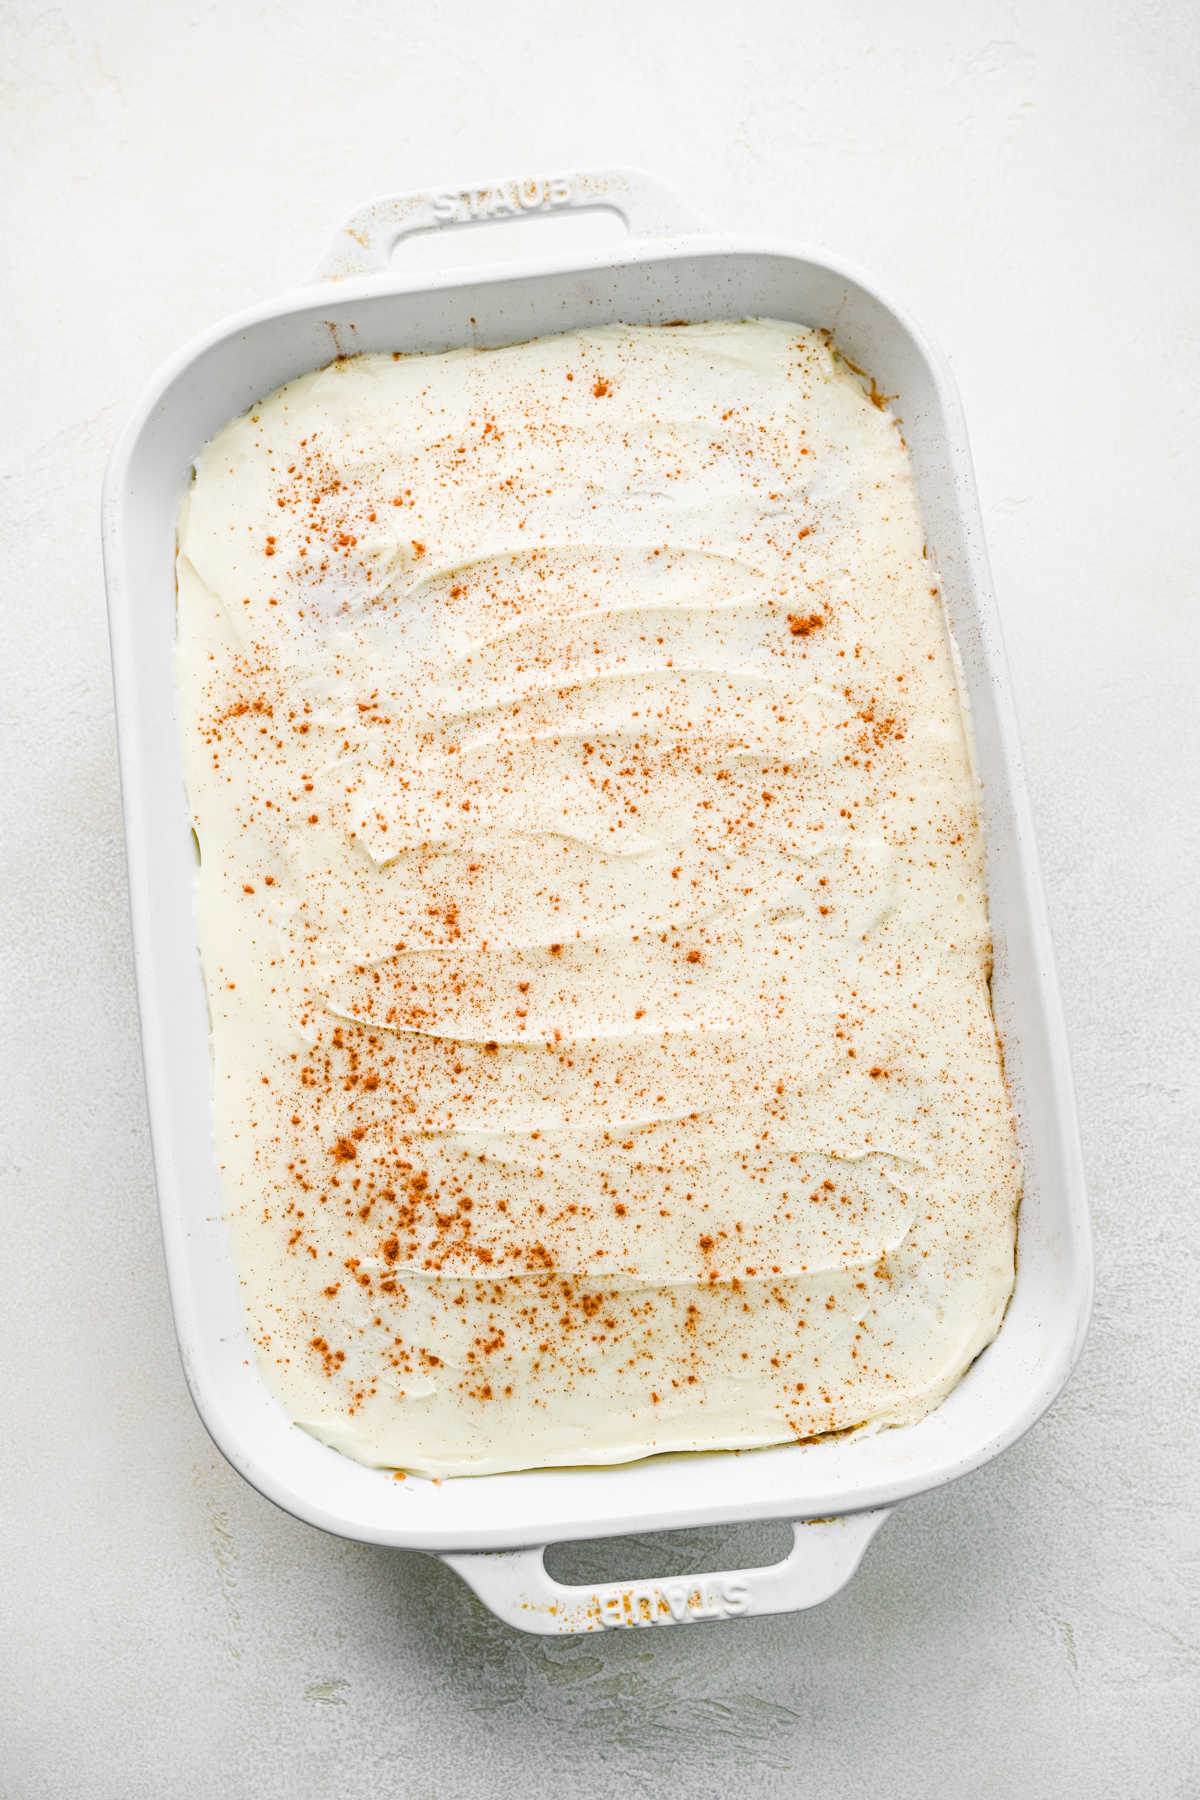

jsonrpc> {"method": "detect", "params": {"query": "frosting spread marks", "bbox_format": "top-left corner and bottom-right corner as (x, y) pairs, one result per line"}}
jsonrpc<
(177, 321), (1020, 1476)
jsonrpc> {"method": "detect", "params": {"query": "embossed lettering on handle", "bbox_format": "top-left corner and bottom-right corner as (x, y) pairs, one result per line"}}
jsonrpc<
(312, 166), (708, 282)
(597, 1575), (752, 1628)
(441, 1511), (891, 1636)
(430, 176), (574, 225)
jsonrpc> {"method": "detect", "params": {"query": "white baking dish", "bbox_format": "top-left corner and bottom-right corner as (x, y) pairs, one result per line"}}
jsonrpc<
(102, 167), (1091, 1634)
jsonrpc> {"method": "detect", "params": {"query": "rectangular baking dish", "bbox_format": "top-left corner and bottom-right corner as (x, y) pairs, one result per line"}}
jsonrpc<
(102, 167), (1091, 1634)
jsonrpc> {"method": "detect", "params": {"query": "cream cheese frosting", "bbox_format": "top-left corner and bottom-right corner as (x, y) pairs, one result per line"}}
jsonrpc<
(176, 320), (1020, 1477)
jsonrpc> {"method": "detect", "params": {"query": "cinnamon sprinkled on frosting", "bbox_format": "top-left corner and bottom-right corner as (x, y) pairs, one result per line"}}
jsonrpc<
(176, 320), (1019, 1477)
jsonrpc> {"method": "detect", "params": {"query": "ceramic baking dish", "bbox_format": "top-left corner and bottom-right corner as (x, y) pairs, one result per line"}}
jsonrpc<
(102, 167), (1091, 1634)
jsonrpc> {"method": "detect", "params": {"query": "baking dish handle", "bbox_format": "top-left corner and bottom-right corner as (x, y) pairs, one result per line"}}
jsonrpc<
(440, 1509), (891, 1635)
(312, 166), (709, 282)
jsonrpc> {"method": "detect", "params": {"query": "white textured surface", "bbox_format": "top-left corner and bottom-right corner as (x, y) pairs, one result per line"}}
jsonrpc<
(1, 0), (1196, 1794)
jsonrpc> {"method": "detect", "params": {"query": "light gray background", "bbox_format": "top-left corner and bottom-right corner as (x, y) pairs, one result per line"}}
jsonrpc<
(2, 1), (1197, 1795)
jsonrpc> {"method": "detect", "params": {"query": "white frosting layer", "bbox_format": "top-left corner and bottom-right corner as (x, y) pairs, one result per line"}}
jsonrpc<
(177, 321), (1020, 1477)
